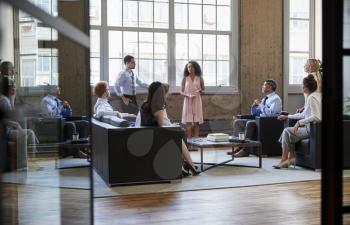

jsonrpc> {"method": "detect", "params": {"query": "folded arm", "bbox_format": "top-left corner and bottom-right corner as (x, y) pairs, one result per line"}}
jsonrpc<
(258, 97), (282, 116)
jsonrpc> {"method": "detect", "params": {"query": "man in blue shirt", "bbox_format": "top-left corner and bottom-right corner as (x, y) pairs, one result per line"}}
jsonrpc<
(114, 55), (148, 114)
(41, 85), (72, 118)
(41, 85), (89, 158)
(233, 79), (282, 157)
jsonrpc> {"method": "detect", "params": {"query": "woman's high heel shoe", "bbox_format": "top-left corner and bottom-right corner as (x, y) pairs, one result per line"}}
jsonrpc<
(184, 161), (200, 176)
(273, 160), (290, 169)
(289, 158), (296, 168)
(182, 168), (191, 177)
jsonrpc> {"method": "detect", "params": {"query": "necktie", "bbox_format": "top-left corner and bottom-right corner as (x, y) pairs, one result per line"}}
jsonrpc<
(54, 98), (60, 107)
(262, 96), (268, 105)
(131, 70), (136, 96)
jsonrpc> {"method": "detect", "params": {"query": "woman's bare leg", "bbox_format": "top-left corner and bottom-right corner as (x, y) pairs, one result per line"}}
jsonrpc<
(182, 140), (195, 166)
(281, 149), (289, 162)
(193, 122), (200, 137)
(186, 123), (193, 139)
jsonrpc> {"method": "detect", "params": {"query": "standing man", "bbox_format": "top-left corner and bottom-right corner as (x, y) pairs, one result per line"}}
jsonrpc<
(114, 55), (148, 114)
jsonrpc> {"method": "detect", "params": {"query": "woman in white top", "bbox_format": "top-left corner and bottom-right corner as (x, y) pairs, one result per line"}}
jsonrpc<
(274, 75), (322, 169)
(93, 81), (122, 118)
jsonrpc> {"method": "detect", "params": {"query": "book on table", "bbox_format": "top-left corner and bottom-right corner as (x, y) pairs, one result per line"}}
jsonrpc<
(206, 133), (230, 142)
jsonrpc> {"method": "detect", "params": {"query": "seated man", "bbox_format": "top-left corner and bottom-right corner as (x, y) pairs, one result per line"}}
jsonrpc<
(41, 85), (89, 158)
(93, 81), (126, 119)
(41, 85), (72, 118)
(233, 79), (282, 157)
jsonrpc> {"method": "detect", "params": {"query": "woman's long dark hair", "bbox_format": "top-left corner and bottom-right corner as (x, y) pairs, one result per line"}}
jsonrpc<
(144, 81), (165, 112)
(183, 60), (202, 77)
(0, 76), (14, 97)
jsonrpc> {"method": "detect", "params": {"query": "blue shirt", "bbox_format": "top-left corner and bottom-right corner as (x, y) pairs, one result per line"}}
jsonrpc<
(41, 95), (72, 118)
(114, 68), (148, 96)
(251, 92), (282, 117)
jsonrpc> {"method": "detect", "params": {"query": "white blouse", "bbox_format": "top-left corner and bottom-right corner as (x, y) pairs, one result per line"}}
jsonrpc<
(288, 92), (322, 126)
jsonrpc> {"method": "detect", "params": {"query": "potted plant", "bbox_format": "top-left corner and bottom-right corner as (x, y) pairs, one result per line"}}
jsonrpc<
(345, 96), (350, 116)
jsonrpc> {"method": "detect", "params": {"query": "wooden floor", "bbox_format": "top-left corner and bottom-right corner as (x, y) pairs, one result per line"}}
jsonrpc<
(2, 179), (350, 225)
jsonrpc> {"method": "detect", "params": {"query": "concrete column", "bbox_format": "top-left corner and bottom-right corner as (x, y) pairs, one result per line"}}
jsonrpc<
(0, 1), (14, 63)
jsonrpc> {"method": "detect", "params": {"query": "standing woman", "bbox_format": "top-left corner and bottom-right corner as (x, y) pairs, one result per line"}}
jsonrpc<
(296, 59), (322, 113)
(181, 61), (204, 139)
(304, 58), (322, 93)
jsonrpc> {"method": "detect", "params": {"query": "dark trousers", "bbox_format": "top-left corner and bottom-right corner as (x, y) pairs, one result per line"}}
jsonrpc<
(118, 95), (139, 115)
(233, 119), (257, 154)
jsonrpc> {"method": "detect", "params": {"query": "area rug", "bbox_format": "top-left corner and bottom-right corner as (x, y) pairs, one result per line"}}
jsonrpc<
(2, 151), (350, 197)
(92, 150), (350, 197)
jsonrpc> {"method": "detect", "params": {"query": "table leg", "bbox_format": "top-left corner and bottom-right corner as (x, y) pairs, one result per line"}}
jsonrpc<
(259, 145), (262, 168)
(200, 147), (204, 171)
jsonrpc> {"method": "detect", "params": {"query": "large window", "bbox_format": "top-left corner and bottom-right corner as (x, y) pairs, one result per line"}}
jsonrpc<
(18, 0), (58, 87)
(90, 0), (238, 92)
(285, 0), (314, 85)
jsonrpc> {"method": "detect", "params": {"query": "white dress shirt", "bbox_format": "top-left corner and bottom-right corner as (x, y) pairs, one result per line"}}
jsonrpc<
(94, 98), (120, 118)
(114, 68), (148, 96)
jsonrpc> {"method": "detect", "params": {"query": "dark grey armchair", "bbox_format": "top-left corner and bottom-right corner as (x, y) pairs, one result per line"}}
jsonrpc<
(289, 118), (350, 170)
(293, 121), (322, 170)
(236, 115), (284, 156)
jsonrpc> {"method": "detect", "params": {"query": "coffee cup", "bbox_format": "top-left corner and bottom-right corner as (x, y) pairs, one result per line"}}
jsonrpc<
(72, 133), (79, 141)
(238, 132), (245, 140)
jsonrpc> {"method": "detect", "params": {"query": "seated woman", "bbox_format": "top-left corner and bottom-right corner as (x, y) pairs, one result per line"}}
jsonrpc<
(93, 81), (123, 118)
(0, 76), (38, 168)
(138, 81), (200, 176)
(274, 75), (321, 169)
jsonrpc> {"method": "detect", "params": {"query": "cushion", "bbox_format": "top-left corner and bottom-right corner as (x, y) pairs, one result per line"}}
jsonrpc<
(100, 116), (129, 127)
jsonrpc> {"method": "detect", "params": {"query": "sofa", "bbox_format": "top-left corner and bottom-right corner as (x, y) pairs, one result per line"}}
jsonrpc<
(92, 119), (183, 186)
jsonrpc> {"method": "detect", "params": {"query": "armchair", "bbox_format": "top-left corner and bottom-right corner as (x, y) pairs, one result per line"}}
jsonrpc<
(294, 121), (322, 170)
(26, 117), (65, 144)
(235, 115), (284, 156)
(290, 119), (350, 170)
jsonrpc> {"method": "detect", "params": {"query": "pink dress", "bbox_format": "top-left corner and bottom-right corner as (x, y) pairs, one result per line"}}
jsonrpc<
(181, 76), (204, 124)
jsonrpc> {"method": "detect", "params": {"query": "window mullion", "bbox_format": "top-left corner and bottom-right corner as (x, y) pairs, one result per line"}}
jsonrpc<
(169, 0), (175, 87)
(101, 0), (108, 82)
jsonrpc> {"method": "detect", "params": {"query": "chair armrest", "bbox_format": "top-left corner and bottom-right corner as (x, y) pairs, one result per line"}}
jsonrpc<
(237, 114), (255, 120)
(255, 116), (284, 140)
(286, 118), (299, 127)
(65, 116), (89, 121)
(309, 122), (322, 166)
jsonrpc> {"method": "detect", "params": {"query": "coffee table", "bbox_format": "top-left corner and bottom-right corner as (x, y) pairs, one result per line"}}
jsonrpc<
(55, 141), (91, 169)
(187, 137), (262, 171)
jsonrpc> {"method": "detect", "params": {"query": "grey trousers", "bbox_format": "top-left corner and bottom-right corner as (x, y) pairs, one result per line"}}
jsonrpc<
(233, 119), (257, 139)
(279, 127), (310, 153)
(233, 119), (257, 154)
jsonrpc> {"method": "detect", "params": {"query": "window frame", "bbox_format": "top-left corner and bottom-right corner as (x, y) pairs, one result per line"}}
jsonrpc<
(16, 0), (59, 88)
(283, 0), (316, 95)
(90, 0), (239, 94)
